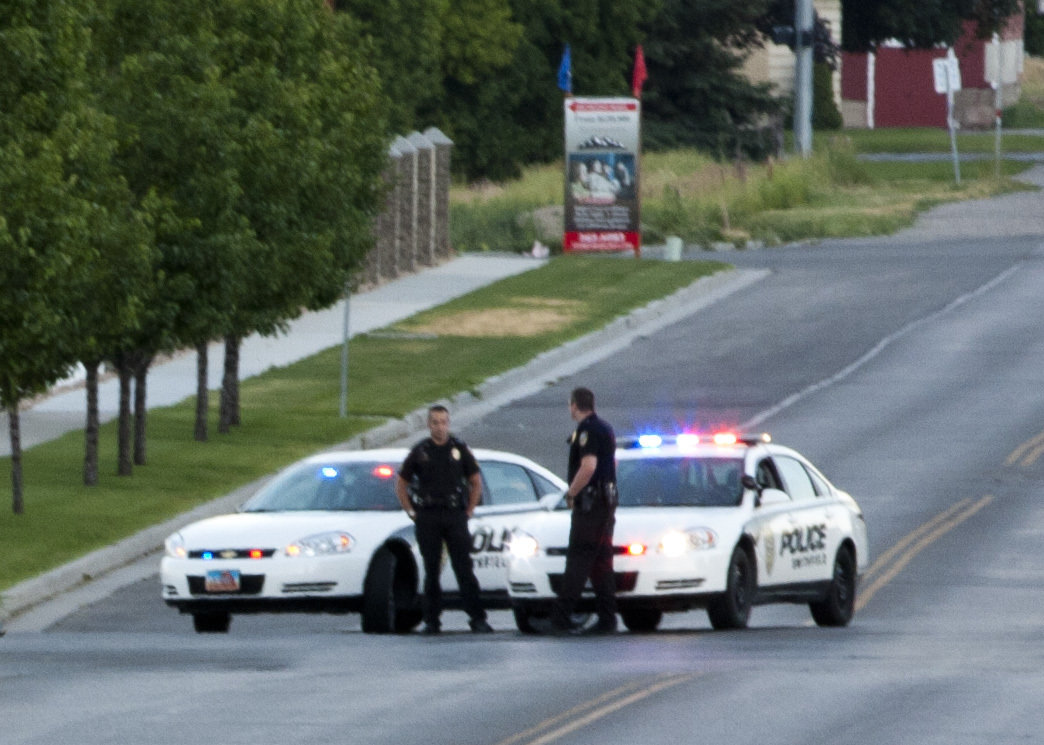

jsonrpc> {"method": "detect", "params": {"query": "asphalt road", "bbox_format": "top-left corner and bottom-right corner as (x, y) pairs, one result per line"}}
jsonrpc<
(5, 178), (1044, 744)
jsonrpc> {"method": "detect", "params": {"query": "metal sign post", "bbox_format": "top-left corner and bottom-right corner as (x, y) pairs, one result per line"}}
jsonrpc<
(793, 0), (814, 157)
(339, 285), (350, 418)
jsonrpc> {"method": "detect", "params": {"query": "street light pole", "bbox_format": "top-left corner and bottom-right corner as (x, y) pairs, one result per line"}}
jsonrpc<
(794, 0), (814, 157)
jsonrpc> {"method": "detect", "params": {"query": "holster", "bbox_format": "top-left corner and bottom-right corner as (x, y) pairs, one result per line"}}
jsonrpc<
(577, 482), (617, 512)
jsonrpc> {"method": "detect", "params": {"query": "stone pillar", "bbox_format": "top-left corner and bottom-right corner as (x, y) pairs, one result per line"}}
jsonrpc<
(393, 135), (418, 275)
(408, 131), (436, 266)
(424, 127), (453, 261)
(369, 143), (402, 282)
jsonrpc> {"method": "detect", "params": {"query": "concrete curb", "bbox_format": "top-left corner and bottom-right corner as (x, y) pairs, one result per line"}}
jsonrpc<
(0, 266), (768, 626)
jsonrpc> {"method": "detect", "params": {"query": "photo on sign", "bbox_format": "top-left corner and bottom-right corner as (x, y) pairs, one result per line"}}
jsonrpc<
(568, 153), (637, 205)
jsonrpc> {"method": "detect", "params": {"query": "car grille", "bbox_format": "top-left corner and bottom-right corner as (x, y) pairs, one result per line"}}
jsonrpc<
(548, 571), (637, 594)
(546, 546), (635, 557)
(280, 582), (337, 594)
(510, 582), (538, 594)
(655, 578), (704, 590)
(188, 548), (277, 559)
(187, 575), (265, 595)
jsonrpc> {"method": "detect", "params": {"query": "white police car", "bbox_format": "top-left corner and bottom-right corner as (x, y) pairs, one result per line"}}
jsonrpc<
(161, 448), (566, 633)
(507, 433), (869, 632)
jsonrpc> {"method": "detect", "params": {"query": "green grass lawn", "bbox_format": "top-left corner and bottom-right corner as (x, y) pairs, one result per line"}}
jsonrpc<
(0, 256), (725, 591)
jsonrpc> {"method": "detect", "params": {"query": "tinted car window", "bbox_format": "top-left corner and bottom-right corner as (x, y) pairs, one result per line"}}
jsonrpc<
(806, 466), (831, 496)
(242, 461), (401, 512)
(481, 461), (539, 506)
(529, 470), (564, 497)
(616, 457), (744, 507)
(774, 456), (818, 502)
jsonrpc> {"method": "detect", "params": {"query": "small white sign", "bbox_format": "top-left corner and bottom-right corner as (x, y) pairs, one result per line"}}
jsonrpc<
(933, 56), (961, 94)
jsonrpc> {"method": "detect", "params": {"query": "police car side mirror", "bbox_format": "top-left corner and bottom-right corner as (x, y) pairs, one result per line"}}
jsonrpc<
(741, 475), (759, 493)
(757, 488), (791, 508)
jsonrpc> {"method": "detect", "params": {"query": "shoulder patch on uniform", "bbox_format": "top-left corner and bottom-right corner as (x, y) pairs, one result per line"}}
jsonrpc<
(451, 447), (461, 460)
(579, 431), (588, 447)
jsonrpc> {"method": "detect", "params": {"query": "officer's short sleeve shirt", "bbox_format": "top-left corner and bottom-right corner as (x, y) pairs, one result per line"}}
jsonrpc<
(400, 438), (479, 500)
(569, 414), (616, 484)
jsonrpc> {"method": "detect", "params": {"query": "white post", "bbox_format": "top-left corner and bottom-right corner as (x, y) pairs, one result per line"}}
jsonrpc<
(339, 286), (350, 418)
(794, 0), (814, 156)
(993, 32), (1003, 179)
(946, 49), (961, 186)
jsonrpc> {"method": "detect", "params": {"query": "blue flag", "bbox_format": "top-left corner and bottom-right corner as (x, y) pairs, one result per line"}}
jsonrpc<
(557, 44), (572, 93)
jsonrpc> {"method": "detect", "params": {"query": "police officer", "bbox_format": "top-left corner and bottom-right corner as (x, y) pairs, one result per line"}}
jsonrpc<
(552, 387), (618, 634)
(396, 405), (494, 634)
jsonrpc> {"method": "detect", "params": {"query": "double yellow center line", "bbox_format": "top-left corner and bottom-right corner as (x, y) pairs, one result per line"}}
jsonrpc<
(490, 673), (695, 745)
(855, 494), (993, 612)
(491, 430), (1042, 744)
(855, 426), (1044, 610)
(1005, 429), (1044, 468)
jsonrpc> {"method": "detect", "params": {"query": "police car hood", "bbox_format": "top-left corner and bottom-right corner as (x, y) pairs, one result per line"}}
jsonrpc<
(173, 510), (410, 549)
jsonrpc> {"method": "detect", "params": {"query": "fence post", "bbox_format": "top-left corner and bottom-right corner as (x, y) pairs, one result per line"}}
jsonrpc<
(369, 142), (402, 283)
(424, 127), (454, 262)
(408, 131), (436, 266)
(393, 135), (418, 274)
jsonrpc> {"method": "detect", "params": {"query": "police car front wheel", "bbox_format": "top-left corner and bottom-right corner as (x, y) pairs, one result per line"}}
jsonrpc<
(620, 608), (662, 632)
(707, 546), (754, 630)
(193, 611), (231, 633)
(809, 545), (856, 627)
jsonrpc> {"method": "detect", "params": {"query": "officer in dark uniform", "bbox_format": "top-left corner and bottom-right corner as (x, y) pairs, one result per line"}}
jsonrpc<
(552, 387), (618, 634)
(396, 405), (494, 634)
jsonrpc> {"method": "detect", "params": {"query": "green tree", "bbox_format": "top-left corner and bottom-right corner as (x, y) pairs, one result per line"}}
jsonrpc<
(439, 0), (651, 180)
(813, 61), (843, 129)
(639, 0), (783, 156)
(211, 0), (387, 432)
(94, 0), (247, 455)
(1, 0), (148, 509)
(841, 0), (1023, 52)
(1026, 4), (1044, 57)
(334, 0), (445, 132)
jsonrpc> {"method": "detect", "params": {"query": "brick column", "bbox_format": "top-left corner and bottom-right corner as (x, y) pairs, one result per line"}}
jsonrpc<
(408, 131), (436, 266)
(369, 142), (402, 282)
(393, 135), (418, 275)
(424, 127), (453, 261)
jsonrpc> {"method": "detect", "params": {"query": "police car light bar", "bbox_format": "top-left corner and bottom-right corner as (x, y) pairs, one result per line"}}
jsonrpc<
(623, 432), (771, 449)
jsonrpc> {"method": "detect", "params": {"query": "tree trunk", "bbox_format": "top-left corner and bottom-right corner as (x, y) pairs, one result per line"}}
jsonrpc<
(8, 402), (24, 514)
(83, 360), (99, 486)
(132, 353), (152, 466)
(116, 359), (133, 476)
(219, 334), (241, 434)
(195, 342), (208, 442)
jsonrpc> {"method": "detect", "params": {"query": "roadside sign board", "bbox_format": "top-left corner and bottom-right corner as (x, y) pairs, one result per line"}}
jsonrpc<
(933, 56), (961, 94)
(563, 97), (641, 254)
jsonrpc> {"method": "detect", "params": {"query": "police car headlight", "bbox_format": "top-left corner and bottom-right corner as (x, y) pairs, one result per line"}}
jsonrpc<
(285, 531), (355, 557)
(508, 532), (540, 559)
(658, 528), (717, 557)
(164, 532), (187, 559)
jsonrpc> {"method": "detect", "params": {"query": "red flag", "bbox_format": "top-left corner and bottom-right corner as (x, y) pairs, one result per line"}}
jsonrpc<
(631, 45), (647, 98)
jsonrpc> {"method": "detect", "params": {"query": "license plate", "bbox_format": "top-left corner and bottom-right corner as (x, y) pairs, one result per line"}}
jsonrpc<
(204, 569), (241, 593)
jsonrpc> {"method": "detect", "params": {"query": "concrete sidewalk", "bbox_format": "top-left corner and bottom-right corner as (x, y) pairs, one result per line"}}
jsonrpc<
(1, 253), (547, 456)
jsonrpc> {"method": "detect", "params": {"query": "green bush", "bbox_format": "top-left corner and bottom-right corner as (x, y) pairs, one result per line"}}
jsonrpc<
(1002, 99), (1044, 128)
(813, 62), (843, 130)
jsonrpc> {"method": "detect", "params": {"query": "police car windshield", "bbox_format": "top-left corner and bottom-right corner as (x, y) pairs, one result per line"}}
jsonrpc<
(616, 457), (745, 507)
(242, 462), (400, 512)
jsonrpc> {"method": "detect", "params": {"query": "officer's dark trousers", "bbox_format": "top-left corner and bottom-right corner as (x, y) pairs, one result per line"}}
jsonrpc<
(415, 508), (486, 628)
(555, 506), (617, 625)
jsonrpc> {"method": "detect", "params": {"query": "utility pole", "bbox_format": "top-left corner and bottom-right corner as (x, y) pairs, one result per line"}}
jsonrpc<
(793, 0), (814, 157)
